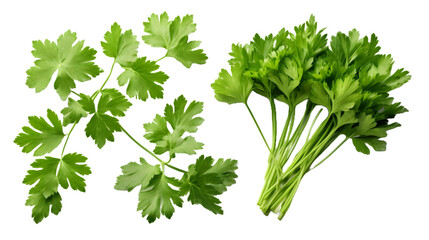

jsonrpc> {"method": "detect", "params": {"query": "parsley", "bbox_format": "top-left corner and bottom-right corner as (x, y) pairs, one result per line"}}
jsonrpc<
(15, 12), (236, 224)
(212, 15), (410, 220)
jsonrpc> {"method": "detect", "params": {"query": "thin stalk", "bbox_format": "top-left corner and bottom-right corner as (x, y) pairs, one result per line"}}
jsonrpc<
(120, 125), (186, 174)
(310, 137), (348, 170)
(71, 90), (80, 97)
(120, 125), (164, 163)
(91, 60), (116, 100)
(155, 54), (167, 63)
(269, 96), (277, 151)
(245, 102), (270, 151)
(60, 122), (77, 158)
(306, 108), (323, 143)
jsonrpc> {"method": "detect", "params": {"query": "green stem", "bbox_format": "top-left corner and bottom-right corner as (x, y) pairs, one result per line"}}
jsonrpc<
(120, 125), (186, 173)
(91, 60), (116, 100)
(245, 102), (270, 151)
(155, 54), (167, 63)
(269, 96), (277, 151)
(306, 108), (323, 143)
(71, 90), (80, 97)
(61, 122), (77, 158)
(310, 137), (348, 170)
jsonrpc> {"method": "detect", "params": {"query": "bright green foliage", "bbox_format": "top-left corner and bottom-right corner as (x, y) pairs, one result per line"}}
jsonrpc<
(142, 12), (207, 67)
(101, 22), (139, 66)
(85, 113), (121, 148)
(18, 14), (235, 224)
(114, 158), (161, 192)
(144, 95), (204, 158)
(212, 15), (410, 220)
(26, 30), (102, 100)
(57, 153), (91, 191)
(138, 173), (183, 223)
(85, 89), (130, 148)
(15, 109), (65, 156)
(26, 192), (62, 224)
(116, 96), (237, 222)
(180, 156), (238, 214)
(22, 153), (90, 223)
(98, 88), (132, 117)
(61, 94), (93, 126)
(212, 64), (253, 104)
(117, 57), (169, 101)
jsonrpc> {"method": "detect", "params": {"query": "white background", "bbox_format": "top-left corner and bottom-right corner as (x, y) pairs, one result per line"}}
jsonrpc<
(1, 0), (428, 239)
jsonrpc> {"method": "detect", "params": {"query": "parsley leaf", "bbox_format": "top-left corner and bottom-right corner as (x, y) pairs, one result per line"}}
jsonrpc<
(85, 113), (121, 148)
(98, 88), (132, 117)
(61, 94), (92, 126)
(138, 173), (183, 223)
(15, 109), (65, 156)
(85, 89), (130, 148)
(117, 57), (169, 101)
(25, 192), (62, 224)
(179, 156), (238, 214)
(26, 30), (102, 100)
(57, 153), (91, 191)
(23, 153), (90, 223)
(101, 22), (139, 66)
(144, 95), (204, 158)
(142, 12), (207, 68)
(211, 64), (253, 104)
(114, 158), (161, 192)
(23, 156), (60, 198)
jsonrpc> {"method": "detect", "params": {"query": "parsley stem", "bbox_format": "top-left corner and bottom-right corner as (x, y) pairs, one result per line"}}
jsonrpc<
(269, 96), (277, 152)
(120, 125), (163, 163)
(245, 102), (270, 151)
(71, 90), (80, 97)
(310, 137), (348, 170)
(61, 122), (77, 158)
(91, 60), (116, 100)
(119, 125), (187, 174)
(165, 163), (187, 173)
(155, 54), (167, 63)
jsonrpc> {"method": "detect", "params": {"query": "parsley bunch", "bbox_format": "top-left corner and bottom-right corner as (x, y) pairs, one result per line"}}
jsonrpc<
(212, 15), (409, 219)
(15, 12), (237, 224)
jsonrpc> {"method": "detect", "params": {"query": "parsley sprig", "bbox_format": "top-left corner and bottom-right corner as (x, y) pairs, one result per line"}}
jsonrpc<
(15, 12), (237, 224)
(212, 15), (410, 220)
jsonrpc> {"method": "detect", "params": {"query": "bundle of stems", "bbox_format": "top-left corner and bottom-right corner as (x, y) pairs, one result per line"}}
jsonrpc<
(212, 15), (410, 219)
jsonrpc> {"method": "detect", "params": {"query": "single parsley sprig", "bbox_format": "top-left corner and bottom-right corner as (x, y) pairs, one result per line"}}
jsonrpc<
(212, 15), (410, 220)
(15, 12), (237, 224)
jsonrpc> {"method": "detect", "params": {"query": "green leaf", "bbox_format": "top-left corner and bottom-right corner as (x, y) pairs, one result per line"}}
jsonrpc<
(61, 97), (89, 126)
(101, 22), (139, 66)
(179, 156), (238, 214)
(26, 30), (102, 100)
(164, 95), (204, 134)
(117, 57), (169, 101)
(98, 88), (132, 117)
(138, 173), (183, 223)
(142, 12), (206, 67)
(23, 156), (60, 198)
(352, 137), (386, 155)
(154, 135), (204, 156)
(330, 75), (361, 113)
(15, 109), (65, 156)
(144, 96), (204, 158)
(166, 37), (207, 68)
(25, 192), (62, 224)
(57, 153), (91, 192)
(115, 158), (161, 192)
(211, 64), (253, 104)
(85, 113), (121, 148)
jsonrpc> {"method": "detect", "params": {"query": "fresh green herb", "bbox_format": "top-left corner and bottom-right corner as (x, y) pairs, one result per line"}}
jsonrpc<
(212, 15), (409, 220)
(15, 12), (236, 224)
